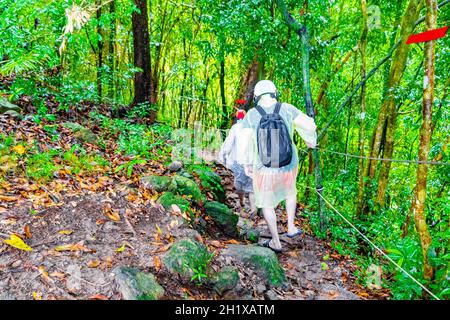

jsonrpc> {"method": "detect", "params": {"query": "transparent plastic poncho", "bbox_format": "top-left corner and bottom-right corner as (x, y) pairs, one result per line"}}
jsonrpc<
(239, 102), (317, 209)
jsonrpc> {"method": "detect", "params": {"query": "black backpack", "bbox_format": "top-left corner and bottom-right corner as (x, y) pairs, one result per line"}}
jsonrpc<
(255, 102), (293, 168)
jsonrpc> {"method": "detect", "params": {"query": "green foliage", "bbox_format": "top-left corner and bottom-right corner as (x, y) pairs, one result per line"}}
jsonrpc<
(157, 192), (190, 213)
(163, 238), (214, 285)
(25, 149), (61, 182)
(185, 248), (215, 285)
(114, 156), (147, 178)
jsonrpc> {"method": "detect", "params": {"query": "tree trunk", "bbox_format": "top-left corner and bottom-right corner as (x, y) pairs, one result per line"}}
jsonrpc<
(178, 37), (188, 128)
(131, 0), (152, 107)
(410, 0), (437, 282)
(219, 58), (227, 129)
(361, 0), (422, 213)
(276, 0), (326, 231)
(235, 59), (260, 111)
(108, 0), (116, 102)
(96, 0), (103, 102)
(374, 0), (423, 208)
(356, 0), (368, 217)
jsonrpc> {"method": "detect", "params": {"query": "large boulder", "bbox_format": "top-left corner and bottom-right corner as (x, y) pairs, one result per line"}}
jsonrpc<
(162, 238), (211, 278)
(0, 97), (21, 114)
(211, 266), (239, 296)
(157, 192), (190, 213)
(168, 175), (203, 202)
(195, 169), (226, 202)
(204, 201), (238, 237)
(114, 267), (164, 300)
(222, 245), (286, 287)
(141, 175), (171, 192)
(63, 122), (98, 145)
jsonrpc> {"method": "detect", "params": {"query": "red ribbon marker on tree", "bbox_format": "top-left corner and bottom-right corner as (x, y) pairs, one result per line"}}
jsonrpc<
(406, 26), (448, 44)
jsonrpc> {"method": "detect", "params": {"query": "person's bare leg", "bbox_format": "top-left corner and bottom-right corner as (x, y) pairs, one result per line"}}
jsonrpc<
(262, 208), (282, 250)
(286, 194), (299, 235)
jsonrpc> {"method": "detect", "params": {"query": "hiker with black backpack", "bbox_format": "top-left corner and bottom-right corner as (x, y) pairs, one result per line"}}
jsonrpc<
(240, 80), (317, 253)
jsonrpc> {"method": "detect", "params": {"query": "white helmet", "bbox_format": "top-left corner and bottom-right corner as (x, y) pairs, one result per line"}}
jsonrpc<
(254, 80), (277, 99)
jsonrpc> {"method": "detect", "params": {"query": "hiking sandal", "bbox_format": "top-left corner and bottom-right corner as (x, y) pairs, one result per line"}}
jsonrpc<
(286, 229), (302, 239)
(261, 239), (283, 254)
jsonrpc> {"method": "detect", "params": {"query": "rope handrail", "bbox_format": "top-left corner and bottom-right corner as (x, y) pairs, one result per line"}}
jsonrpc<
(299, 147), (449, 166)
(297, 182), (441, 300)
(316, 147), (449, 166)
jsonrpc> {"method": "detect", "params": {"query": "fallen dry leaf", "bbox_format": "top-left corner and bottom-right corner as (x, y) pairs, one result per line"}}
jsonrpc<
(89, 294), (108, 300)
(55, 242), (92, 252)
(32, 291), (42, 300)
(58, 230), (73, 235)
(3, 234), (32, 251)
(49, 271), (65, 278)
(116, 244), (126, 252)
(104, 204), (120, 221)
(24, 225), (32, 239)
(38, 266), (51, 283)
(210, 240), (222, 248)
(155, 224), (162, 235)
(88, 259), (101, 268)
(0, 195), (18, 202)
(105, 256), (113, 268)
(153, 256), (161, 272)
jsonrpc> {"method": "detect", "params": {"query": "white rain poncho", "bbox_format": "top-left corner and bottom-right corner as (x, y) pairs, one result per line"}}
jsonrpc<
(217, 121), (245, 169)
(240, 102), (317, 209)
(218, 121), (254, 193)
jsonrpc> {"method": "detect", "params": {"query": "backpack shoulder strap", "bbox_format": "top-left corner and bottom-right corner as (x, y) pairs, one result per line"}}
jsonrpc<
(274, 102), (282, 114)
(255, 104), (267, 116)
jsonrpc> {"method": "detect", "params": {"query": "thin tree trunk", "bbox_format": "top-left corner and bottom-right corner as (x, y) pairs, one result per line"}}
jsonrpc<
(96, 0), (103, 102)
(276, 0), (326, 231)
(178, 37), (188, 128)
(220, 59), (227, 129)
(235, 59), (260, 111)
(344, 54), (357, 171)
(363, 0), (422, 211)
(108, 0), (116, 102)
(356, 0), (368, 217)
(315, 44), (358, 108)
(410, 0), (437, 281)
(131, 0), (152, 107)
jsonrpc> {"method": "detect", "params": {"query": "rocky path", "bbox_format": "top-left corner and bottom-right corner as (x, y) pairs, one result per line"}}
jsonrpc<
(0, 162), (378, 300)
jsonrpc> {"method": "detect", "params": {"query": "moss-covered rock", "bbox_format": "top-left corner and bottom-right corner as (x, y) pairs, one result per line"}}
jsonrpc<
(141, 175), (171, 192)
(168, 175), (203, 202)
(0, 97), (21, 114)
(114, 267), (164, 300)
(195, 169), (226, 202)
(157, 192), (190, 212)
(162, 238), (211, 278)
(245, 229), (260, 243)
(211, 266), (239, 296)
(204, 201), (238, 237)
(64, 122), (98, 145)
(223, 245), (286, 287)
